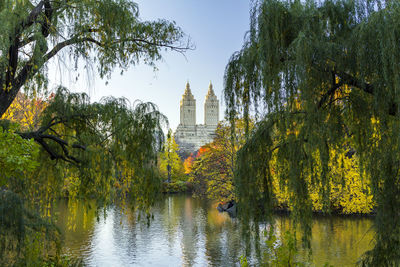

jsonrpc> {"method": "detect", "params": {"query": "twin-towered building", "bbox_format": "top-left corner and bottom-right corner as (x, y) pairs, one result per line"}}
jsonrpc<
(174, 81), (219, 157)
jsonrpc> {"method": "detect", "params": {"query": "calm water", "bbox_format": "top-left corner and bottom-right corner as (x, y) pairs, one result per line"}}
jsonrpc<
(56, 195), (374, 266)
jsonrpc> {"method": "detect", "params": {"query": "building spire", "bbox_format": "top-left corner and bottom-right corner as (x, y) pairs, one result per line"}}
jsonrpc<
(206, 81), (215, 98)
(184, 81), (192, 95)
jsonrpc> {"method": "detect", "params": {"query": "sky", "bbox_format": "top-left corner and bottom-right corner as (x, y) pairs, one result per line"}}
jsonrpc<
(49, 1), (251, 130)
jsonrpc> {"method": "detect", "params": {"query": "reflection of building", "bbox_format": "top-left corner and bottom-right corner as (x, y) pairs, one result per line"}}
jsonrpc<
(174, 82), (219, 157)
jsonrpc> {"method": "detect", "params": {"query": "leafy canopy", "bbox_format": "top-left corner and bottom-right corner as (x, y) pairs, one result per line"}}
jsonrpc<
(0, 0), (191, 116)
(188, 120), (250, 202)
(0, 87), (168, 264)
(0, 125), (39, 187)
(32, 87), (167, 205)
(158, 130), (185, 183)
(224, 0), (400, 264)
(0, 1), (192, 264)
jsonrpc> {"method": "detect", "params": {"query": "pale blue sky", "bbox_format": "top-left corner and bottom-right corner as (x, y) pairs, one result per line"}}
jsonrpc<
(50, 1), (251, 130)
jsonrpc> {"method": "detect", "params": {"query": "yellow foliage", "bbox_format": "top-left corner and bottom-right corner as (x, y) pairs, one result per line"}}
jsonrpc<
(158, 131), (185, 181)
(272, 148), (375, 214)
(1, 92), (47, 131)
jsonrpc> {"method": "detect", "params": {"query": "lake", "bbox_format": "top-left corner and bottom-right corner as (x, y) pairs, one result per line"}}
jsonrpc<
(56, 195), (374, 266)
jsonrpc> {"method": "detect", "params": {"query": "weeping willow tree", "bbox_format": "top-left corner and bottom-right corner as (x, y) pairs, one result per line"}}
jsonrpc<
(28, 87), (166, 205)
(0, 1), (190, 264)
(1, 88), (167, 264)
(224, 0), (400, 265)
(0, 0), (191, 116)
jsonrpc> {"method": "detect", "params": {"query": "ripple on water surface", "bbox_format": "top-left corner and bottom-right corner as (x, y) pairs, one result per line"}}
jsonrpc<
(57, 195), (374, 266)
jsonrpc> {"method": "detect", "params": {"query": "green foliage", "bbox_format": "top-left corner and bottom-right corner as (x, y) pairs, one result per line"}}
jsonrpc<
(34, 87), (166, 208)
(224, 0), (400, 264)
(162, 180), (189, 194)
(0, 118), (59, 266)
(0, 0), (191, 116)
(239, 255), (249, 267)
(0, 1), (191, 264)
(158, 130), (185, 182)
(0, 88), (167, 264)
(188, 120), (250, 202)
(240, 229), (310, 267)
(262, 229), (305, 267)
(0, 125), (39, 186)
(0, 190), (61, 266)
(21, 233), (79, 267)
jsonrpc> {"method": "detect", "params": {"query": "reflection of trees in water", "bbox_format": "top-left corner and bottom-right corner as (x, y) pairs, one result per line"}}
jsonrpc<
(275, 216), (374, 266)
(57, 196), (374, 266)
(111, 208), (139, 263)
(204, 202), (242, 267)
(180, 196), (200, 266)
(56, 200), (97, 255)
(161, 195), (183, 253)
(160, 195), (243, 267)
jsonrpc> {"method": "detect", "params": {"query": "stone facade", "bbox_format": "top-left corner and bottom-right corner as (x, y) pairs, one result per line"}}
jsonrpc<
(204, 83), (219, 126)
(179, 82), (196, 126)
(175, 82), (219, 157)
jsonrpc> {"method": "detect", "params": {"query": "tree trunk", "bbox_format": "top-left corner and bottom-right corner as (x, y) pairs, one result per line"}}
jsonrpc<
(167, 164), (172, 183)
(0, 87), (19, 118)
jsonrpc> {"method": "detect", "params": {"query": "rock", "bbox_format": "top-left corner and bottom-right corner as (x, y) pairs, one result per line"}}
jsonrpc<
(217, 203), (224, 212)
(226, 204), (237, 217)
(217, 200), (237, 217)
(221, 202), (230, 211)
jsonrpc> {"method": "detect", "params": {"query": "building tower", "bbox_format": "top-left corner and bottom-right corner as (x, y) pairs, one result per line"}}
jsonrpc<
(204, 81), (219, 126)
(180, 81), (196, 126)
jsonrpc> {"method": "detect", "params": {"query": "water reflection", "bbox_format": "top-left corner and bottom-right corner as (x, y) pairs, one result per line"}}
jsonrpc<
(56, 195), (374, 266)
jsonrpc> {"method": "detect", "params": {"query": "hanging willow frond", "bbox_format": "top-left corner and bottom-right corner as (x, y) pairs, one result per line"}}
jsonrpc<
(224, 0), (400, 264)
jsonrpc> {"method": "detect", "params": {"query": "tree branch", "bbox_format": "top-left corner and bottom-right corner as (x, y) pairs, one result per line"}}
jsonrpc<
(318, 71), (344, 109)
(23, 1), (46, 30)
(335, 71), (374, 95)
(18, 122), (87, 165)
(13, 36), (101, 92)
(44, 37), (102, 61)
(41, 0), (53, 37)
